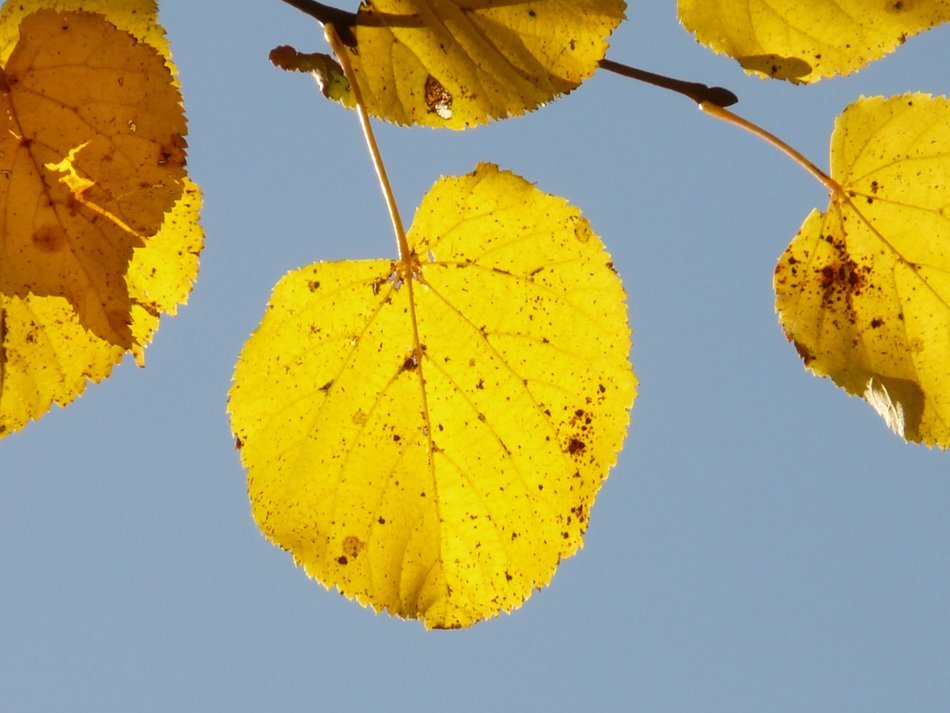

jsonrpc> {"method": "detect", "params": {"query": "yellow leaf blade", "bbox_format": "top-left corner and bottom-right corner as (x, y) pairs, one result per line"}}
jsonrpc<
(327, 0), (626, 128)
(774, 95), (950, 447)
(678, 0), (950, 83)
(0, 179), (203, 438)
(0, 9), (187, 345)
(229, 164), (635, 628)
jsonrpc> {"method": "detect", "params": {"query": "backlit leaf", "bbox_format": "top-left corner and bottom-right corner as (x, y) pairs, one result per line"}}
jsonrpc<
(774, 94), (950, 447)
(0, 0), (172, 63)
(0, 179), (202, 438)
(313, 0), (626, 128)
(678, 0), (950, 82)
(229, 164), (635, 628)
(0, 8), (187, 345)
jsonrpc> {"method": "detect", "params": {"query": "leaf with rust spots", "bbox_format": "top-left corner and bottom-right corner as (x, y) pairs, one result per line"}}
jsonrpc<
(0, 179), (203, 438)
(302, 0), (626, 129)
(228, 164), (636, 628)
(679, 0), (950, 83)
(774, 95), (950, 447)
(0, 9), (187, 346)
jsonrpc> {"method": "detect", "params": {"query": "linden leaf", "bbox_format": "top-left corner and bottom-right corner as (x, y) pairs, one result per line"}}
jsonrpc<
(229, 164), (635, 628)
(0, 0), (172, 63)
(774, 95), (950, 447)
(0, 179), (203, 438)
(313, 0), (626, 128)
(678, 0), (950, 83)
(0, 9), (187, 346)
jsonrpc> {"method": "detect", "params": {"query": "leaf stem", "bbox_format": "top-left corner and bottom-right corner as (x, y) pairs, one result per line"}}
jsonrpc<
(325, 24), (411, 262)
(599, 58), (738, 107)
(698, 101), (840, 193)
(323, 25), (438, 483)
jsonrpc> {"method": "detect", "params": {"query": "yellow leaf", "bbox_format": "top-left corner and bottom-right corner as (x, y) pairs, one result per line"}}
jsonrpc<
(324, 0), (626, 128)
(0, 0), (171, 63)
(678, 0), (950, 83)
(0, 9), (187, 345)
(229, 164), (635, 628)
(0, 179), (203, 438)
(774, 94), (950, 447)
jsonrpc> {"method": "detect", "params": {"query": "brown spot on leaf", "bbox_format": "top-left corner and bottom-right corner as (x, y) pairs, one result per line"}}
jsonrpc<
(566, 437), (586, 455)
(793, 339), (814, 366)
(424, 74), (453, 119)
(342, 535), (365, 559)
(31, 224), (67, 252)
(401, 352), (419, 371)
(572, 217), (590, 242)
(816, 237), (868, 309)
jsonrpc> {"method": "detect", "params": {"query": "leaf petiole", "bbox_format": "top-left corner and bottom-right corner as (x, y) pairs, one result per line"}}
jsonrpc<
(599, 55), (839, 194)
(324, 23), (412, 263)
(699, 101), (840, 194)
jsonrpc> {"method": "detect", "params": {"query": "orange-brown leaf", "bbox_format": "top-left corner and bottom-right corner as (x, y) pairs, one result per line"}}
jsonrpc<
(0, 9), (186, 346)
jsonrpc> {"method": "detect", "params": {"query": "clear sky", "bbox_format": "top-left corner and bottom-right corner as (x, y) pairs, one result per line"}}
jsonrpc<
(2, 2), (949, 711)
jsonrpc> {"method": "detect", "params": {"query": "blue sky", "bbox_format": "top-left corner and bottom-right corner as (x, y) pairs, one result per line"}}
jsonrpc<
(2, 2), (949, 711)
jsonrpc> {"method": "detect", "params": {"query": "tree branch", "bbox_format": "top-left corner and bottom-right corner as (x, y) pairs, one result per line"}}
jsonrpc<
(278, 0), (358, 45)
(599, 58), (738, 107)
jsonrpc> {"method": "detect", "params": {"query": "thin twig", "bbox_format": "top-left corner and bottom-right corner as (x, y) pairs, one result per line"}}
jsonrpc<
(279, 0), (357, 44)
(599, 58), (738, 107)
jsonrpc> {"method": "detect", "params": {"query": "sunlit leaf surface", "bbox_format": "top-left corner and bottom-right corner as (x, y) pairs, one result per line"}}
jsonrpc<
(229, 164), (636, 627)
(679, 0), (950, 82)
(774, 95), (950, 447)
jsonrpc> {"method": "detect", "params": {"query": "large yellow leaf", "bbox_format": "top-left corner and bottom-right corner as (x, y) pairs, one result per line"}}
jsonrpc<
(229, 164), (635, 628)
(0, 179), (202, 438)
(678, 0), (950, 82)
(774, 94), (950, 447)
(0, 9), (187, 345)
(320, 0), (626, 128)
